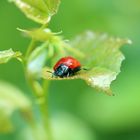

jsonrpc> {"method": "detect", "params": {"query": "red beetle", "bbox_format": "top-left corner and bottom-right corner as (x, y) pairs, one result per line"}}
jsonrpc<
(53, 56), (81, 78)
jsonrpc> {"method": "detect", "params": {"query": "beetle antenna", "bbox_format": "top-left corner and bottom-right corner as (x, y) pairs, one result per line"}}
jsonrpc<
(46, 70), (53, 74)
(82, 68), (88, 71)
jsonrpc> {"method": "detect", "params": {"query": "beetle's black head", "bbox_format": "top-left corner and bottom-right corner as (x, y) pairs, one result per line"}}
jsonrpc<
(53, 64), (69, 78)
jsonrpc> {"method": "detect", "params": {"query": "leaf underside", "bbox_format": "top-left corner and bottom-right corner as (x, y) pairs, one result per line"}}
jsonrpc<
(42, 31), (131, 95)
(9, 0), (60, 24)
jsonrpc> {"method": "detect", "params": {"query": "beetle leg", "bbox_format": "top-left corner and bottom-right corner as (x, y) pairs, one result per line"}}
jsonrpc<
(52, 74), (54, 78)
(66, 72), (70, 77)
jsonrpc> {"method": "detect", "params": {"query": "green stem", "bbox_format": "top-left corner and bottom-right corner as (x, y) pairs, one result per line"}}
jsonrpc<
(25, 23), (48, 59)
(24, 26), (53, 139)
(25, 39), (36, 59)
(39, 101), (53, 140)
(38, 81), (53, 140)
(27, 76), (53, 140)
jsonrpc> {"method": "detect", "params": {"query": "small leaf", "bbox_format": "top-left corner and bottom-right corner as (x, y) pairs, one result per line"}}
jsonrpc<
(17, 28), (60, 42)
(27, 42), (50, 78)
(0, 81), (31, 132)
(9, 0), (60, 24)
(42, 31), (131, 95)
(18, 27), (85, 66)
(0, 48), (22, 64)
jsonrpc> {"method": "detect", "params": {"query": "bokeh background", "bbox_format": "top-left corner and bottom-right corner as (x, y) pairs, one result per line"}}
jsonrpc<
(0, 0), (140, 140)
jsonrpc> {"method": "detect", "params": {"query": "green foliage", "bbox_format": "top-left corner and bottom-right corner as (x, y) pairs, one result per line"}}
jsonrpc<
(19, 27), (130, 95)
(0, 81), (31, 133)
(42, 31), (131, 95)
(0, 48), (22, 64)
(27, 42), (49, 78)
(0, 0), (131, 139)
(69, 32), (131, 95)
(9, 0), (60, 24)
(17, 28), (59, 42)
(51, 113), (93, 140)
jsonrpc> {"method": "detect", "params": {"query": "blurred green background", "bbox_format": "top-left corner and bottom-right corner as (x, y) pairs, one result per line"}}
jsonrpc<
(0, 0), (140, 140)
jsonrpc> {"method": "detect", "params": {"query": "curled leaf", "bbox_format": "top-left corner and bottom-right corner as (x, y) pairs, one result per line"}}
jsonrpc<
(9, 0), (61, 24)
(42, 31), (131, 95)
(27, 42), (50, 78)
(0, 48), (22, 64)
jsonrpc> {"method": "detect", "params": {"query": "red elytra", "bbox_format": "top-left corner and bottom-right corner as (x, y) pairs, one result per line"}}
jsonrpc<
(53, 56), (81, 70)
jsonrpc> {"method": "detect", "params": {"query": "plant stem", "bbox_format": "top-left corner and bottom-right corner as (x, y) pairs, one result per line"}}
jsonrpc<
(24, 33), (53, 139)
(25, 39), (36, 59)
(27, 76), (53, 140)
(38, 82), (53, 140)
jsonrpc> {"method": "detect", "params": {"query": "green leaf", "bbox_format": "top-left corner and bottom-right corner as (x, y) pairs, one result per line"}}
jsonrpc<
(9, 0), (60, 24)
(27, 42), (50, 78)
(0, 81), (31, 132)
(42, 31), (131, 95)
(0, 48), (22, 64)
(17, 28), (60, 42)
(45, 0), (60, 15)
(19, 27), (85, 66)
